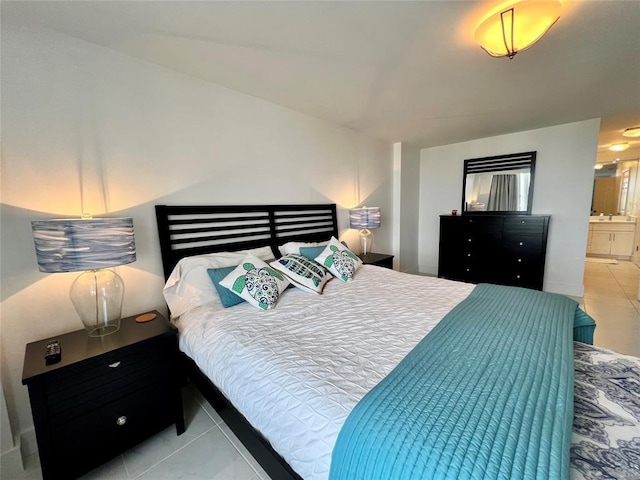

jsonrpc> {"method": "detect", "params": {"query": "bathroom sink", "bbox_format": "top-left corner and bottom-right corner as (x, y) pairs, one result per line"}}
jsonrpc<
(589, 215), (636, 223)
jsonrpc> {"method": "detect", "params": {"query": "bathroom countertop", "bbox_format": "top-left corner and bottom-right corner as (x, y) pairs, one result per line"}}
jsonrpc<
(589, 216), (637, 224)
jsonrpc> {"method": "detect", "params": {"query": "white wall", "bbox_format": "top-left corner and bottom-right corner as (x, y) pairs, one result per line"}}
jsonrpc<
(0, 16), (393, 447)
(392, 143), (420, 273)
(419, 119), (600, 296)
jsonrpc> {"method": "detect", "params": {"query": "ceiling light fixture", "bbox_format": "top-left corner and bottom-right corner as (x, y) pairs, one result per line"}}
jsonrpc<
(609, 143), (630, 152)
(594, 164), (604, 170)
(623, 126), (640, 138)
(474, 0), (562, 59)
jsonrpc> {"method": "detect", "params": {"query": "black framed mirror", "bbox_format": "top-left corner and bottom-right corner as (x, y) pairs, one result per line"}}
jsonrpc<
(462, 151), (536, 215)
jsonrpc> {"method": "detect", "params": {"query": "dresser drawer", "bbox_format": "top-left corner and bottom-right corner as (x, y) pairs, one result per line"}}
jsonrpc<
(504, 216), (547, 236)
(501, 266), (543, 289)
(502, 236), (544, 257)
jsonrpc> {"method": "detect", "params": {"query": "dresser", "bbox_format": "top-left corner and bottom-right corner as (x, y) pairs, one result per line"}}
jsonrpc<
(438, 215), (550, 290)
(22, 311), (184, 480)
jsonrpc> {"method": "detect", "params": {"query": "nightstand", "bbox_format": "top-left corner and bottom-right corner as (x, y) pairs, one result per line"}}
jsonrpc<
(22, 311), (184, 480)
(359, 252), (394, 269)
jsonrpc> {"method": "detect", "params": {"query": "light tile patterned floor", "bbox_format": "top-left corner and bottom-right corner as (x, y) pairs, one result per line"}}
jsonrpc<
(583, 260), (640, 357)
(12, 261), (640, 480)
(12, 384), (270, 480)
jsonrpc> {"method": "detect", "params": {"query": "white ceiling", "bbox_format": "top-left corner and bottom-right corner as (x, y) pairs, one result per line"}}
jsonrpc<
(5, 0), (640, 158)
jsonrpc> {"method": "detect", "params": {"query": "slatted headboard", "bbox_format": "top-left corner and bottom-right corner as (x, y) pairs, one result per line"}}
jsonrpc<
(155, 204), (339, 279)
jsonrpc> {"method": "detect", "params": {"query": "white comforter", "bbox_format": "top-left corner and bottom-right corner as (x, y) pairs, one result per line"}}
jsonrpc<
(176, 266), (474, 479)
(176, 266), (640, 480)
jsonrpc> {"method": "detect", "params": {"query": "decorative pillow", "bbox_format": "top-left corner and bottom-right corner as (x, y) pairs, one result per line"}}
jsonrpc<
(219, 254), (290, 310)
(314, 237), (362, 282)
(162, 246), (274, 317)
(207, 267), (245, 308)
(270, 254), (333, 294)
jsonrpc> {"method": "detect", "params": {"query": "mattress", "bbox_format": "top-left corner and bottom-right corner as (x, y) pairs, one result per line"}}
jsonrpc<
(175, 266), (640, 480)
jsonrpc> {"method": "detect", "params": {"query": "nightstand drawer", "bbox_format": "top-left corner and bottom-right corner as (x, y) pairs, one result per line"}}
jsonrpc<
(44, 336), (173, 409)
(51, 381), (175, 479)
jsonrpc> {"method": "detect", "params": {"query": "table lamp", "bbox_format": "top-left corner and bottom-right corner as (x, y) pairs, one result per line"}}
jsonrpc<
(31, 217), (136, 337)
(349, 206), (381, 255)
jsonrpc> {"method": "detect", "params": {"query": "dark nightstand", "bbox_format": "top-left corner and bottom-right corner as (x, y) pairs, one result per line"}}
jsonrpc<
(359, 252), (394, 269)
(22, 311), (184, 480)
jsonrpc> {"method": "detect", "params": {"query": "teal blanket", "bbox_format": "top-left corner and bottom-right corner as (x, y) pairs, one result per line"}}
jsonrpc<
(330, 284), (586, 480)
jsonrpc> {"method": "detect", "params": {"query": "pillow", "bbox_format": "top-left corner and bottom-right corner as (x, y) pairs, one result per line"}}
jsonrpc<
(162, 246), (274, 317)
(299, 241), (348, 261)
(218, 254), (290, 310)
(269, 254), (333, 294)
(298, 245), (326, 260)
(314, 237), (362, 282)
(278, 241), (329, 256)
(207, 267), (245, 308)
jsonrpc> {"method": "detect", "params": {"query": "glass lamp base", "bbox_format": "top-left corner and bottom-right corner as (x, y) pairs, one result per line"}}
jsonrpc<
(359, 229), (374, 255)
(70, 269), (124, 337)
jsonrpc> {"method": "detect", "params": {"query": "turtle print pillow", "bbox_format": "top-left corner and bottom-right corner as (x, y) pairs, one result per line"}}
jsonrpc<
(269, 254), (333, 294)
(314, 237), (362, 282)
(219, 254), (290, 310)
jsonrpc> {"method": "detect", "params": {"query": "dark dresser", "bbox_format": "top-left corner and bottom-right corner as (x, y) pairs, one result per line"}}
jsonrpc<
(22, 311), (184, 480)
(438, 215), (550, 290)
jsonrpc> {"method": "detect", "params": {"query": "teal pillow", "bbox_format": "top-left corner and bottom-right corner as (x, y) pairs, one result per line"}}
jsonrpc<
(207, 267), (245, 308)
(299, 246), (325, 260)
(300, 242), (348, 261)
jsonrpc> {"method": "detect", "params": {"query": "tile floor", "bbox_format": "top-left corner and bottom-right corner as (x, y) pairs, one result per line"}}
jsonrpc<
(582, 259), (640, 357)
(12, 384), (270, 480)
(12, 260), (640, 480)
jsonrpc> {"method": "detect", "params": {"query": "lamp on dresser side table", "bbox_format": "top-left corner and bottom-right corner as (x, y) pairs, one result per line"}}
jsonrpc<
(22, 311), (185, 480)
(359, 252), (394, 269)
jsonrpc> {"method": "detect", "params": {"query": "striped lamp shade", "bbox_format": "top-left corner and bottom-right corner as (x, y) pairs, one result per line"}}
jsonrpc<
(349, 207), (381, 230)
(32, 218), (136, 273)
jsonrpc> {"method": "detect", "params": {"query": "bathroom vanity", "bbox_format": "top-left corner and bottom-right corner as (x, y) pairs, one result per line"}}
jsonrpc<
(587, 216), (636, 258)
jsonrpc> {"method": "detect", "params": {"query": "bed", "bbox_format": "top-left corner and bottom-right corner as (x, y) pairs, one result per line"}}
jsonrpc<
(155, 204), (640, 480)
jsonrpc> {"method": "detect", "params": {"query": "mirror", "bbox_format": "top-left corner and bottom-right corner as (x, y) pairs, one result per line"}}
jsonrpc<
(462, 151), (536, 214)
(592, 158), (640, 216)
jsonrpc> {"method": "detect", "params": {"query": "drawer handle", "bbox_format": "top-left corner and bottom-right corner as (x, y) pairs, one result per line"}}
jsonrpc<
(116, 416), (127, 426)
(108, 361), (121, 368)
(521, 220), (525, 224)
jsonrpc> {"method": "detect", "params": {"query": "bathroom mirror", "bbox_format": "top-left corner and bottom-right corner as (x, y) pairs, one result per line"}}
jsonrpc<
(462, 151), (536, 215)
(592, 160), (639, 216)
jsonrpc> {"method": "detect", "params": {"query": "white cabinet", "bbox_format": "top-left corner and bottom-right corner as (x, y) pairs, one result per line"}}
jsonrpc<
(587, 222), (635, 257)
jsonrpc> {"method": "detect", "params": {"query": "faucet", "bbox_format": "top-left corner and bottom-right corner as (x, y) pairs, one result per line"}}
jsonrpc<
(609, 214), (613, 221)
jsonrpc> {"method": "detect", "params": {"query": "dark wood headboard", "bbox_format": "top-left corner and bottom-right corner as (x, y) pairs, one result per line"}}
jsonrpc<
(155, 204), (339, 279)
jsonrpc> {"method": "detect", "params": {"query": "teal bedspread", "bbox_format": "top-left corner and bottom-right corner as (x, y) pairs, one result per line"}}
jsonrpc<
(330, 284), (591, 480)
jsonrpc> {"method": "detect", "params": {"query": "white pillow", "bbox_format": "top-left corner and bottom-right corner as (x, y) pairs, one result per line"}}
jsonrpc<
(314, 237), (362, 282)
(162, 246), (274, 318)
(219, 254), (290, 310)
(269, 254), (333, 294)
(278, 240), (329, 256)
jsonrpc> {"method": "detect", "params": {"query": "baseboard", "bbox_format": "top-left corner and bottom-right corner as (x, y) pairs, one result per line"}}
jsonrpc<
(19, 428), (37, 457)
(0, 441), (23, 480)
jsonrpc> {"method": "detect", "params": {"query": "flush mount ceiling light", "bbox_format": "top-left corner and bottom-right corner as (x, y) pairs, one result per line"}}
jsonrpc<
(623, 126), (640, 138)
(609, 143), (630, 152)
(474, 0), (562, 59)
